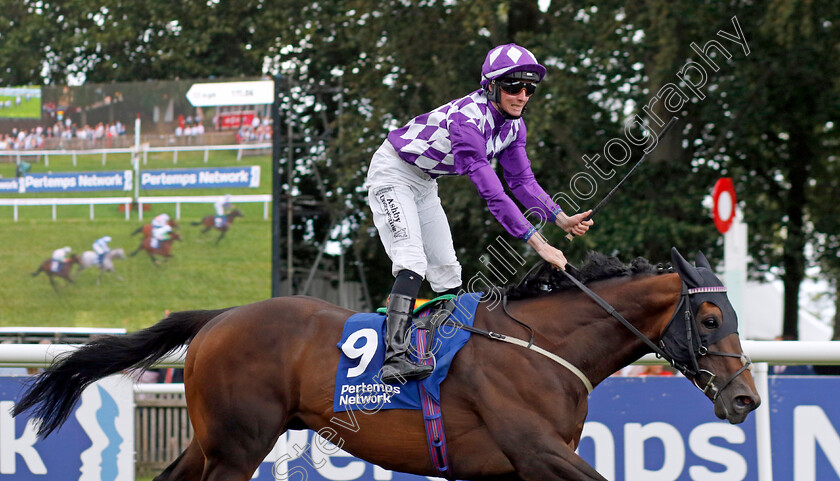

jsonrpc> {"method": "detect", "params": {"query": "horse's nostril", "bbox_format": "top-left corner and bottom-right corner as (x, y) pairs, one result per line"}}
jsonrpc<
(734, 395), (759, 412)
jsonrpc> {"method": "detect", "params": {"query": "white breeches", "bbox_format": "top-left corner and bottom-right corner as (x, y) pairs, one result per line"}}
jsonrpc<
(152, 225), (171, 240)
(365, 140), (461, 293)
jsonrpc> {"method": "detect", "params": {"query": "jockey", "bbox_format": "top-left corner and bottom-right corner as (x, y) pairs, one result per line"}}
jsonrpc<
(214, 194), (233, 228)
(151, 213), (173, 247)
(92, 235), (112, 265)
(51, 246), (72, 272)
(364, 44), (594, 384)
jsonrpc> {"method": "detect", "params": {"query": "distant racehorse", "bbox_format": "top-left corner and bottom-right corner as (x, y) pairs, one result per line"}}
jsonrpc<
(192, 208), (243, 244)
(31, 254), (81, 293)
(129, 231), (182, 264)
(77, 248), (127, 283)
(131, 220), (179, 239)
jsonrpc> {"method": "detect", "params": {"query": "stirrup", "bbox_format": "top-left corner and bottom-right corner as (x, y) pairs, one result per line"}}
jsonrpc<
(381, 357), (433, 384)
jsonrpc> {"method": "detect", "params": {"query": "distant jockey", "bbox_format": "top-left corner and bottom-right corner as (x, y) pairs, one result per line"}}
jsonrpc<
(51, 246), (72, 272)
(151, 213), (173, 248)
(92, 236), (112, 265)
(214, 194), (233, 228)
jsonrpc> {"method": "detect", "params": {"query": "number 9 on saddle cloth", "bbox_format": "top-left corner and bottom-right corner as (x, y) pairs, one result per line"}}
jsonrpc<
(333, 293), (481, 413)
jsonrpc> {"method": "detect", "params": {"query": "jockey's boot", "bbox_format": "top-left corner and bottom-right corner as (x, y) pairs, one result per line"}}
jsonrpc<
(381, 292), (433, 384)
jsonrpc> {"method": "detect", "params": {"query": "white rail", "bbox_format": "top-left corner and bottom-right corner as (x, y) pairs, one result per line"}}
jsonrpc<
(0, 196), (133, 221)
(0, 344), (186, 368)
(635, 340), (840, 365)
(1, 341), (837, 368)
(0, 143), (270, 166)
(136, 194), (271, 220)
(0, 194), (271, 221)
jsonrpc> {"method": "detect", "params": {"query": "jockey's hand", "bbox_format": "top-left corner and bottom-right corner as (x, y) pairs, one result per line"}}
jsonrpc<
(526, 233), (567, 270)
(556, 210), (594, 237)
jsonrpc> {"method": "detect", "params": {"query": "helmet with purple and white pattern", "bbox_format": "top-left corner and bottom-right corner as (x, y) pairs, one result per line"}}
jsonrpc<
(480, 43), (546, 87)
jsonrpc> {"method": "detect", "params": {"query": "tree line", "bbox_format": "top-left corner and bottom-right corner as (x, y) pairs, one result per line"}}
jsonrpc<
(2, 0), (838, 338)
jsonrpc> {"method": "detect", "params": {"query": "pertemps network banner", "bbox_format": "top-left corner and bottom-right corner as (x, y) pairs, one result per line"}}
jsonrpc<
(249, 376), (840, 481)
(0, 171), (132, 194)
(0, 375), (133, 481)
(141, 166), (261, 190)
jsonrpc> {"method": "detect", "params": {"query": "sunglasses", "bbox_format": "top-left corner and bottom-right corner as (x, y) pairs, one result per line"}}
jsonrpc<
(497, 79), (537, 97)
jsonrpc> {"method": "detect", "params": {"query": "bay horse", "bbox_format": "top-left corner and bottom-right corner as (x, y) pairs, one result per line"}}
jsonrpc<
(14, 248), (759, 481)
(30, 254), (81, 293)
(131, 219), (180, 238)
(129, 231), (182, 264)
(192, 208), (243, 244)
(77, 248), (127, 283)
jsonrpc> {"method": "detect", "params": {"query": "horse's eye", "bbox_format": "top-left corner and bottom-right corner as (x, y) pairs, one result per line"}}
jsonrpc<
(702, 317), (719, 329)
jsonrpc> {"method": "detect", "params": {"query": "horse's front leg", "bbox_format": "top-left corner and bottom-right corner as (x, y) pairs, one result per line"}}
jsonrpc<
(476, 381), (604, 481)
(491, 426), (607, 481)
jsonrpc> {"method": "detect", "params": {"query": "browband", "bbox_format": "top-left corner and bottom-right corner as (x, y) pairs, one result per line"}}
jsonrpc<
(687, 286), (728, 294)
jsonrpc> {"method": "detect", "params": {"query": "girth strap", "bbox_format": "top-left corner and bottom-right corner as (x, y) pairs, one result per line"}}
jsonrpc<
(414, 311), (453, 478)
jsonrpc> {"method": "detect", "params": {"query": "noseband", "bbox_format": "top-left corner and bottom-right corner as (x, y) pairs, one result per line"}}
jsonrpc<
(663, 284), (752, 402)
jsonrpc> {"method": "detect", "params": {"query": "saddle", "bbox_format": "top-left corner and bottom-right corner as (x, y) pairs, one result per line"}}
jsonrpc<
(377, 294), (458, 360)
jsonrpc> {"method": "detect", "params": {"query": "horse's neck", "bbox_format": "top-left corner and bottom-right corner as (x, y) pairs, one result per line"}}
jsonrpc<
(500, 273), (682, 388)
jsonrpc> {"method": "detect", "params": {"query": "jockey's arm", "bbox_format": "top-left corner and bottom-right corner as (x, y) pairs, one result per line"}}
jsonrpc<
(526, 232), (567, 270)
(451, 122), (534, 239)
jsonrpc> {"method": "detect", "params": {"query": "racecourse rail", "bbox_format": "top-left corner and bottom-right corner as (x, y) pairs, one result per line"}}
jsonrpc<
(2, 341), (838, 481)
(0, 142), (271, 166)
(0, 194), (272, 221)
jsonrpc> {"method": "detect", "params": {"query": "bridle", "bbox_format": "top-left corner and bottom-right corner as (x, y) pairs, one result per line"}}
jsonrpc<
(557, 269), (752, 402)
(662, 284), (753, 401)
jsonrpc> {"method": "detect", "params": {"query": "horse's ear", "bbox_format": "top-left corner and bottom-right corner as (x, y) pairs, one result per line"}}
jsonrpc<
(695, 250), (713, 271)
(671, 247), (703, 286)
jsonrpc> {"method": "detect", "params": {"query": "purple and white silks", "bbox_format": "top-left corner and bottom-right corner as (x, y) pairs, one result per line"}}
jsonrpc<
(386, 89), (561, 240)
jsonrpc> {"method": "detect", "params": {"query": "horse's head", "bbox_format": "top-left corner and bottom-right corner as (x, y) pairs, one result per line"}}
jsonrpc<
(660, 247), (759, 424)
(230, 209), (243, 218)
(68, 254), (81, 264)
(169, 220), (180, 229)
(111, 248), (126, 260)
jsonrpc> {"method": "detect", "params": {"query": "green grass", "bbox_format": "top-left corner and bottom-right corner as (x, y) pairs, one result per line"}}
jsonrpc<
(0, 95), (41, 119)
(0, 213), (271, 330)
(0, 150), (274, 330)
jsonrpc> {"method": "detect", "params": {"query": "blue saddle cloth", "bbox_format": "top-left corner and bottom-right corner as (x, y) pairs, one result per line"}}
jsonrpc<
(333, 293), (481, 412)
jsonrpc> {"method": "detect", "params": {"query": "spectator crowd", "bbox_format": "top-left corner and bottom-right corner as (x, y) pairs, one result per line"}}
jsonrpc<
(0, 121), (127, 151)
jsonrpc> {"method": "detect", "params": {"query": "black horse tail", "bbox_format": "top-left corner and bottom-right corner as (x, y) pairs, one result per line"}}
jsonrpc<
(131, 226), (143, 236)
(31, 265), (42, 277)
(13, 307), (233, 438)
(191, 220), (203, 226)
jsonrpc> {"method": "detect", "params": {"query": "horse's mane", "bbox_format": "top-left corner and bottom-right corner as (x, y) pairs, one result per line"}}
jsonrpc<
(503, 251), (671, 301)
